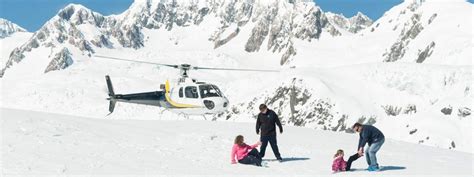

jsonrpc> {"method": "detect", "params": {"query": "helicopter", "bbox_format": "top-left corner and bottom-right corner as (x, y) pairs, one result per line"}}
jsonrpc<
(96, 55), (278, 115)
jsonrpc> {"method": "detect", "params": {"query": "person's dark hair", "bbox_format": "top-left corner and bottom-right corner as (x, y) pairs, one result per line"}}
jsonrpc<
(259, 104), (267, 111)
(234, 135), (244, 145)
(352, 123), (363, 129)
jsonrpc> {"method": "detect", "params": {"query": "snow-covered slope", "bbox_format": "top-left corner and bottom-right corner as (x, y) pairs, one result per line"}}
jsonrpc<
(0, 0), (472, 154)
(0, 32), (32, 67)
(0, 19), (31, 67)
(2, 108), (473, 176)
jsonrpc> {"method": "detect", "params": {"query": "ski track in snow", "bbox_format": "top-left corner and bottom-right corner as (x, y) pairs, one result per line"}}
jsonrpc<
(1, 108), (472, 176)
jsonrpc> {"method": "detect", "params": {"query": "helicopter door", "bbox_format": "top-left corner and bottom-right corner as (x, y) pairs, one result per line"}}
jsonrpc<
(186, 86), (203, 106)
(184, 86), (199, 99)
(173, 86), (202, 107)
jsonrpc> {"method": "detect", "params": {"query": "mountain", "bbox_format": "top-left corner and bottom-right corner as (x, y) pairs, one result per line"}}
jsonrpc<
(325, 12), (373, 33)
(1, 0), (351, 77)
(2, 108), (473, 176)
(0, 0), (472, 153)
(0, 18), (27, 38)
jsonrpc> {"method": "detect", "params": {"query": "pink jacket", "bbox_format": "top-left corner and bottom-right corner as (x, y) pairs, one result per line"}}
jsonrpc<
(332, 156), (347, 172)
(231, 143), (259, 164)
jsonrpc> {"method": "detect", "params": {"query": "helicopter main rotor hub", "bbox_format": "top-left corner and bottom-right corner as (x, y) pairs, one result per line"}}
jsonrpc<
(178, 64), (192, 79)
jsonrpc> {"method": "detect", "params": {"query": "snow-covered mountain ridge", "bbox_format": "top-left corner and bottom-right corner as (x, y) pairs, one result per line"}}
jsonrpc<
(0, 18), (27, 39)
(325, 11), (373, 33)
(1, 0), (359, 77)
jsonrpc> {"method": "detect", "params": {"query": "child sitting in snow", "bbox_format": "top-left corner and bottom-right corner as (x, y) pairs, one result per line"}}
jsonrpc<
(231, 135), (263, 167)
(332, 149), (361, 172)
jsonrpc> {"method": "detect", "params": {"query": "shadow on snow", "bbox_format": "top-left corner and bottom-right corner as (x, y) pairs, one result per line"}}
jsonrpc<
(263, 157), (310, 162)
(380, 165), (406, 171)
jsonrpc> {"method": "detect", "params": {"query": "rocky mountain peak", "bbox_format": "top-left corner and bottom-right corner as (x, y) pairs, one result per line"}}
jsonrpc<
(325, 11), (373, 33)
(0, 18), (27, 38)
(55, 3), (108, 27)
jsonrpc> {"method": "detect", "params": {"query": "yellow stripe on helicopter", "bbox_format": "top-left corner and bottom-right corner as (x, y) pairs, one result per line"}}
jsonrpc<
(164, 80), (201, 108)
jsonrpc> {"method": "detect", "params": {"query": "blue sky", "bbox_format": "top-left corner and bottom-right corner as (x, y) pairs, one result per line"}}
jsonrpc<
(315, 0), (402, 19)
(0, 0), (471, 32)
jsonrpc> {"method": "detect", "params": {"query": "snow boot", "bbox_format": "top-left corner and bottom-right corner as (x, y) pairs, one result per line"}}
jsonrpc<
(367, 166), (380, 172)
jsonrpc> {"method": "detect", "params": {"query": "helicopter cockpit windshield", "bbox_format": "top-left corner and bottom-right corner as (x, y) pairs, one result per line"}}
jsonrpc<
(199, 85), (223, 98)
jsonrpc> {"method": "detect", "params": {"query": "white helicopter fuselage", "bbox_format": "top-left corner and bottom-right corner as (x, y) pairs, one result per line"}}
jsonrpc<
(164, 78), (229, 115)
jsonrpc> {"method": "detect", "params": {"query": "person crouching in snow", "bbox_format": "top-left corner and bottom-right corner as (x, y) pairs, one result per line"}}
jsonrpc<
(332, 149), (361, 172)
(231, 135), (263, 166)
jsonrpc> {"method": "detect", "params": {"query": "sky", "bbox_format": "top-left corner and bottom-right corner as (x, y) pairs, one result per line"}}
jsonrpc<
(1, 0), (471, 32)
(315, 0), (402, 19)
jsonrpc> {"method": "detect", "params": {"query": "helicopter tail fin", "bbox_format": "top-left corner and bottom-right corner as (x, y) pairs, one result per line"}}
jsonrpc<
(105, 75), (115, 96)
(105, 75), (117, 114)
(108, 100), (117, 114)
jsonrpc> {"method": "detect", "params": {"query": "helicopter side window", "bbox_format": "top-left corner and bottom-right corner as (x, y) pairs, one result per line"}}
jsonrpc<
(179, 87), (183, 98)
(185, 86), (199, 99)
(199, 85), (222, 98)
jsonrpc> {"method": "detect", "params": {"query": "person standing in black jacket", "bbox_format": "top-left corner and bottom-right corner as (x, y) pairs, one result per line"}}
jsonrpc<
(352, 123), (385, 171)
(256, 104), (283, 161)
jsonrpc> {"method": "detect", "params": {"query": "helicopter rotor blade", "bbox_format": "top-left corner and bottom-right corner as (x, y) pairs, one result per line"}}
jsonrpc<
(94, 55), (179, 68)
(192, 66), (279, 72)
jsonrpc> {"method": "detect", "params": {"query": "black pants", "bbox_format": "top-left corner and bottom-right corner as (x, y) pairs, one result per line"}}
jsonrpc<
(259, 135), (281, 159)
(238, 148), (262, 166)
(346, 153), (361, 171)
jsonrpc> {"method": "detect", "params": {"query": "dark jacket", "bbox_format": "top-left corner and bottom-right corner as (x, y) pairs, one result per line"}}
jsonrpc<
(256, 109), (283, 136)
(358, 125), (385, 149)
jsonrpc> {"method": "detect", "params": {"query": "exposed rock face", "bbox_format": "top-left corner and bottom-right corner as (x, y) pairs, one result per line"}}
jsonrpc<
(457, 107), (471, 117)
(441, 106), (453, 115)
(383, 13), (424, 62)
(416, 41), (435, 63)
(44, 48), (73, 73)
(245, 17), (271, 52)
(280, 45), (296, 65)
(428, 13), (437, 24)
(381, 104), (419, 116)
(213, 27), (240, 49)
